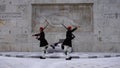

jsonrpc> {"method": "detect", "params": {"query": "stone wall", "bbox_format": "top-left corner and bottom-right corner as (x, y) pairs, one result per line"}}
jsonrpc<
(0, 0), (120, 52)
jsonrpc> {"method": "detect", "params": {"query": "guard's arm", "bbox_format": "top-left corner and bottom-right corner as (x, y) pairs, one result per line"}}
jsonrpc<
(32, 33), (40, 36)
(71, 27), (77, 32)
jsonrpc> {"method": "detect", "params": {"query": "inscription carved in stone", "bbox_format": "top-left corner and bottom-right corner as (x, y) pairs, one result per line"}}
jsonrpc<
(32, 4), (93, 32)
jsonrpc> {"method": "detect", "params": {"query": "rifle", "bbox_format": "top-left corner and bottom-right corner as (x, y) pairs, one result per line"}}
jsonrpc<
(61, 24), (67, 29)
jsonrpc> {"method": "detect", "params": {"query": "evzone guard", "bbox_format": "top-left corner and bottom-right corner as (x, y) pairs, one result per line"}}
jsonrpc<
(61, 24), (79, 60)
(32, 20), (49, 59)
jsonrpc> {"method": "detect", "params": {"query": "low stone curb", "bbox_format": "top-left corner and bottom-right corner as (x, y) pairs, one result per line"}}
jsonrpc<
(0, 53), (120, 59)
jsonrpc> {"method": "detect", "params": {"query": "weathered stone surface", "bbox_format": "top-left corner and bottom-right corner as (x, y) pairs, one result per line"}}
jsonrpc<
(0, 0), (120, 52)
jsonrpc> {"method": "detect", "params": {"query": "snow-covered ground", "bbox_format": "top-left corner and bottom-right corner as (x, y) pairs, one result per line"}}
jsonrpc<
(0, 52), (120, 68)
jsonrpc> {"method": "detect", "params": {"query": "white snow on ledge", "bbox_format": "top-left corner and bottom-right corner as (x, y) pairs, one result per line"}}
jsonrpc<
(0, 52), (120, 68)
(0, 52), (120, 58)
(0, 55), (120, 68)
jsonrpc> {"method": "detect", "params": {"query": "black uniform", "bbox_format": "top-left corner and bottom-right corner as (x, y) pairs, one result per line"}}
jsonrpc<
(62, 27), (77, 47)
(34, 31), (48, 47)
